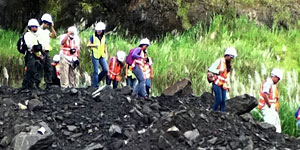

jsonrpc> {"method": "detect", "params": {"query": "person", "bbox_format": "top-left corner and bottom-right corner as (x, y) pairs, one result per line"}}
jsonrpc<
(295, 106), (300, 128)
(208, 47), (237, 112)
(258, 68), (283, 133)
(106, 51), (126, 89)
(59, 26), (80, 88)
(131, 38), (151, 98)
(51, 54), (60, 86)
(87, 22), (108, 88)
(143, 53), (154, 96)
(22, 18), (43, 89)
(38, 13), (57, 89)
(125, 63), (137, 89)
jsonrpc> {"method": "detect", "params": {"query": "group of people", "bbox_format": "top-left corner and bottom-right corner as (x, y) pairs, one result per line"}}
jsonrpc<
(22, 13), (300, 133)
(208, 47), (284, 133)
(21, 13), (154, 98)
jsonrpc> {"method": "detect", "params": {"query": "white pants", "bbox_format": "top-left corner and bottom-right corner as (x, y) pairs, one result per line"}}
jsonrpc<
(262, 105), (281, 133)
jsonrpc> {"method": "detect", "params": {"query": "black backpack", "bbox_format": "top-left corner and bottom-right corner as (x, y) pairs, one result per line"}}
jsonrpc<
(17, 34), (27, 54)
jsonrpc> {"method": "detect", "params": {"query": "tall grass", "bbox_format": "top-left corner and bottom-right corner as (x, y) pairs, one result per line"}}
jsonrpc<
(1, 15), (300, 136)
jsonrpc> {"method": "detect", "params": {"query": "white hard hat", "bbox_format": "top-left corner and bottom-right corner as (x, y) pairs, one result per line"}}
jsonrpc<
(224, 47), (238, 58)
(116, 51), (126, 62)
(139, 38), (151, 46)
(271, 68), (283, 80)
(53, 55), (60, 62)
(95, 22), (106, 30)
(68, 26), (78, 35)
(41, 13), (53, 24)
(27, 19), (40, 27)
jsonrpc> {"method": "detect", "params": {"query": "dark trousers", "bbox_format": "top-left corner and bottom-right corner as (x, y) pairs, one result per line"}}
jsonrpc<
(42, 51), (53, 85)
(22, 53), (41, 89)
(106, 76), (118, 89)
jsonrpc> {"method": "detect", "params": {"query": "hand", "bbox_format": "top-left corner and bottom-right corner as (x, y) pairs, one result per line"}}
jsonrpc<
(227, 88), (230, 92)
(219, 70), (224, 74)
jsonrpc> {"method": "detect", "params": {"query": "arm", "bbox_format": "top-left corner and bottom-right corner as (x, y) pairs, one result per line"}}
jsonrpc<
(262, 93), (271, 108)
(150, 65), (154, 79)
(208, 59), (220, 74)
(49, 23), (57, 38)
(132, 48), (142, 59)
(87, 36), (98, 47)
(61, 33), (71, 45)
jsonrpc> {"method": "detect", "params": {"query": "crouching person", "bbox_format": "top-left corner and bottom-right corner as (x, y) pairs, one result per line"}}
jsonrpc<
(59, 26), (80, 89)
(106, 51), (126, 89)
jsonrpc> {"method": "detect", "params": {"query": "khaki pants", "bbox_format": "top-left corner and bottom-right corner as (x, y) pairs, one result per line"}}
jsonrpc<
(60, 55), (77, 88)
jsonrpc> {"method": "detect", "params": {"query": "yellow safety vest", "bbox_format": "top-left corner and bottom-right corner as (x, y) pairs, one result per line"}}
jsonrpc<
(91, 34), (106, 59)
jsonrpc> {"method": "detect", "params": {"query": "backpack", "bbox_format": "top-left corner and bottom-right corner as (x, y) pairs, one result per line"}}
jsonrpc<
(17, 34), (27, 54)
(126, 48), (136, 65)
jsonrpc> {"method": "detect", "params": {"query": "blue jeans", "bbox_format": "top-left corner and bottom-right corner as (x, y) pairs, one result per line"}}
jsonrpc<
(126, 76), (137, 89)
(132, 65), (146, 97)
(92, 56), (108, 88)
(145, 79), (151, 96)
(212, 83), (227, 112)
(106, 76), (118, 89)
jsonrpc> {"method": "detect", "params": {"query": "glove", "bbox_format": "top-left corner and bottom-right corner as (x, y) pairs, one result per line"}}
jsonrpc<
(70, 48), (76, 54)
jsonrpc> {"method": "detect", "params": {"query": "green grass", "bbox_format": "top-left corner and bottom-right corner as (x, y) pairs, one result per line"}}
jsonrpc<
(1, 15), (300, 136)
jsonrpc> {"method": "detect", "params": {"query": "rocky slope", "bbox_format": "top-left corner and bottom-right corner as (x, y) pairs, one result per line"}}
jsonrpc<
(0, 79), (299, 150)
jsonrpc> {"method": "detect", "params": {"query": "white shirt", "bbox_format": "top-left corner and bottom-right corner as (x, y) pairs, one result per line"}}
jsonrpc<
(38, 26), (51, 50)
(262, 77), (274, 94)
(24, 31), (39, 52)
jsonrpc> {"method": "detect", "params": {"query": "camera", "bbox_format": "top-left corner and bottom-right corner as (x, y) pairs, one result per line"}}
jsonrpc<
(70, 48), (76, 54)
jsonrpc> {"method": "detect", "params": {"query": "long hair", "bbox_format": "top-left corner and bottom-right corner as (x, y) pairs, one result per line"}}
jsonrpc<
(225, 59), (232, 73)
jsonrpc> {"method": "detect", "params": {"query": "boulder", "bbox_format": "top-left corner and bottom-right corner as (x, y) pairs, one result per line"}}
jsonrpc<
(162, 78), (193, 96)
(12, 122), (54, 150)
(226, 94), (258, 115)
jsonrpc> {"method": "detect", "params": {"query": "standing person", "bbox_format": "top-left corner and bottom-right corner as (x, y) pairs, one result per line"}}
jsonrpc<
(131, 38), (151, 98)
(258, 68), (283, 133)
(106, 51), (126, 89)
(125, 64), (137, 89)
(87, 22), (108, 88)
(38, 13), (57, 89)
(59, 26), (80, 89)
(51, 54), (60, 86)
(143, 53), (154, 96)
(208, 47), (237, 112)
(22, 19), (43, 89)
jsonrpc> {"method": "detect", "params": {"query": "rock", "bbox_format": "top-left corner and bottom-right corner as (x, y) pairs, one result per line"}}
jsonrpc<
(162, 78), (193, 96)
(200, 92), (214, 106)
(0, 136), (10, 147)
(70, 88), (78, 95)
(110, 140), (124, 150)
(240, 113), (255, 124)
(109, 124), (122, 137)
(1, 98), (14, 106)
(13, 123), (29, 135)
(83, 143), (104, 150)
(67, 125), (77, 132)
(158, 135), (172, 149)
(184, 129), (200, 141)
(167, 126), (180, 137)
(18, 103), (27, 110)
(116, 86), (131, 95)
(12, 122), (54, 150)
(226, 94), (258, 115)
(208, 137), (218, 145)
(28, 99), (43, 111)
(257, 122), (276, 132)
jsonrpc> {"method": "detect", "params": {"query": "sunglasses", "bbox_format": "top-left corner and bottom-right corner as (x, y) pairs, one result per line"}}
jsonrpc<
(43, 20), (52, 26)
(30, 26), (38, 28)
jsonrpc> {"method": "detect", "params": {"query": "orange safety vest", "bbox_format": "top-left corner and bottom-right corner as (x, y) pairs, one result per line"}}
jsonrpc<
(60, 38), (79, 57)
(108, 57), (122, 81)
(258, 79), (280, 110)
(214, 58), (230, 89)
